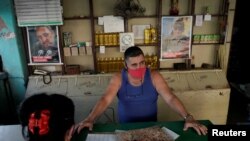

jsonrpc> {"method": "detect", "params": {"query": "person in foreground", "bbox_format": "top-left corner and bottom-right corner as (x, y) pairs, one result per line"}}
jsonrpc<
(76, 46), (208, 135)
(18, 93), (75, 141)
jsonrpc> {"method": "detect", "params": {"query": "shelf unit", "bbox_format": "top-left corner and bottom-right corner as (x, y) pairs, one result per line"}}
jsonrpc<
(61, 0), (161, 73)
(24, 0), (235, 124)
(21, 0), (230, 74)
(189, 0), (229, 70)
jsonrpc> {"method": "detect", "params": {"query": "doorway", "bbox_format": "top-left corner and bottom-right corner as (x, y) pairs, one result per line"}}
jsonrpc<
(227, 0), (250, 124)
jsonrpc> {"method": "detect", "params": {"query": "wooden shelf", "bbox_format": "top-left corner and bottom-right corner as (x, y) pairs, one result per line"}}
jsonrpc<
(129, 15), (157, 18)
(61, 0), (229, 73)
(95, 43), (158, 48)
(192, 43), (224, 45)
(95, 45), (119, 48)
(63, 16), (91, 20)
(136, 43), (158, 46)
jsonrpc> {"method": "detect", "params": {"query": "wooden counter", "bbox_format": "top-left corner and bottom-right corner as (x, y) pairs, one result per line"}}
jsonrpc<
(26, 69), (230, 124)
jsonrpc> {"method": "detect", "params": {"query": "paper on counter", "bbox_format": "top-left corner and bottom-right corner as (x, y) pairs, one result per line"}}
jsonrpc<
(116, 126), (179, 141)
(0, 125), (25, 141)
(86, 133), (117, 141)
(86, 126), (179, 141)
(161, 127), (180, 140)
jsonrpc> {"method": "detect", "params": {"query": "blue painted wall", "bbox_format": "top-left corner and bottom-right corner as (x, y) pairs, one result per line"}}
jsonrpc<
(0, 0), (28, 121)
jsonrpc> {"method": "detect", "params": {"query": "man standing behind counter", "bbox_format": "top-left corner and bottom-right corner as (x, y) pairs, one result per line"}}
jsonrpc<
(76, 46), (208, 135)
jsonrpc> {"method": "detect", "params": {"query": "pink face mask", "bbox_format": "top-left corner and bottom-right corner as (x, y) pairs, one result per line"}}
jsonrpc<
(128, 67), (146, 79)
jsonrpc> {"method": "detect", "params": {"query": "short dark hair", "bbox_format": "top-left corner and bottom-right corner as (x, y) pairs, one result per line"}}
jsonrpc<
(124, 46), (144, 61)
(18, 93), (75, 141)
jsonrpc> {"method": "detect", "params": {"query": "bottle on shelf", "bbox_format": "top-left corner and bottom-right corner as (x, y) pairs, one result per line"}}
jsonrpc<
(95, 31), (100, 46)
(100, 58), (105, 73)
(119, 57), (124, 71)
(104, 33), (109, 46)
(112, 33), (118, 45)
(108, 57), (113, 72)
(97, 57), (101, 73)
(113, 57), (118, 72)
(144, 28), (151, 44)
(108, 33), (113, 46)
(105, 57), (109, 72)
(117, 33), (120, 45)
(150, 26), (157, 43)
(99, 32), (104, 46)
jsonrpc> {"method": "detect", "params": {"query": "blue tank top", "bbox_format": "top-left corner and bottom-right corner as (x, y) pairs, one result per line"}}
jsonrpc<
(117, 68), (158, 123)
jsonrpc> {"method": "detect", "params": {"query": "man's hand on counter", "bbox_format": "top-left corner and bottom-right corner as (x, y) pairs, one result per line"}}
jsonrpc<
(183, 114), (208, 135)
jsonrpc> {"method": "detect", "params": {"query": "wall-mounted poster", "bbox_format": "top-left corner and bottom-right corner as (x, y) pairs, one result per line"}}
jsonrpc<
(119, 32), (134, 52)
(161, 16), (192, 59)
(27, 26), (62, 65)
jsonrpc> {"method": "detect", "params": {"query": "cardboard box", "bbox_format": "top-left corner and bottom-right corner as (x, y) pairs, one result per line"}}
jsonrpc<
(65, 65), (80, 75)
(71, 47), (79, 56)
(63, 47), (71, 56)
(79, 47), (86, 56)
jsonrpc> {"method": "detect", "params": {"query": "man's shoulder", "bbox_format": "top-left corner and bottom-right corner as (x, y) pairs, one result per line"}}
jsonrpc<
(109, 72), (122, 88)
(149, 69), (163, 80)
(113, 72), (122, 79)
(149, 69), (160, 75)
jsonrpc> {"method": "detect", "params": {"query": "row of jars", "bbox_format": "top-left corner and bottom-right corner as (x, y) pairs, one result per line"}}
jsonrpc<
(193, 34), (221, 43)
(95, 27), (158, 46)
(97, 54), (158, 73)
(95, 32), (120, 46)
(97, 57), (124, 73)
